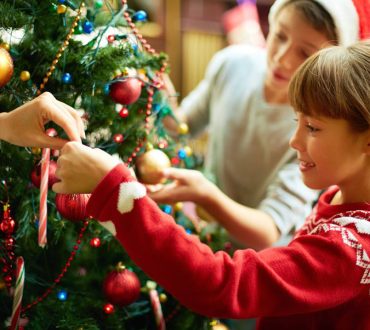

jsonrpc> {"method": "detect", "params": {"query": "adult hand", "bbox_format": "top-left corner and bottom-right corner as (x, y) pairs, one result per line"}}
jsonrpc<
(148, 167), (216, 205)
(53, 141), (120, 194)
(0, 92), (85, 149)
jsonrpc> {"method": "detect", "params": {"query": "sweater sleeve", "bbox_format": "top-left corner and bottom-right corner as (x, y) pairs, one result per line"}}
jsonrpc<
(259, 163), (319, 236)
(178, 46), (237, 136)
(87, 164), (366, 319)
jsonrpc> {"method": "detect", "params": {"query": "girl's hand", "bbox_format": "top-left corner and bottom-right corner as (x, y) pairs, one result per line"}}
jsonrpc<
(148, 168), (216, 205)
(53, 142), (120, 194)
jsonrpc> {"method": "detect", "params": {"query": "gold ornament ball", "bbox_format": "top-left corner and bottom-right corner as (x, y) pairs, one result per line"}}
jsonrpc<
(212, 324), (229, 330)
(0, 48), (14, 87)
(57, 4), (67, 14)
(159, 293), (168, 303)
(0, 42), (10, 51)
(174, 202), (183, 212)
(184, 145), (193, 156)
(20, 70), (31, 82)
(31, 147), (42, 155)
(136, 149), (171, 185)
(178, 123), (189, 135)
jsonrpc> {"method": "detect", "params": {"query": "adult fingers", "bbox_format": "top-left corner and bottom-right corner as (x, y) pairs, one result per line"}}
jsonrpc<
(56, 99), (85, 139)
(45, 98), (82, 144)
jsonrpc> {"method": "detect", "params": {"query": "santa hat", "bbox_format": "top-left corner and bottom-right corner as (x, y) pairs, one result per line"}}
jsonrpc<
(269, 0), (370, 45)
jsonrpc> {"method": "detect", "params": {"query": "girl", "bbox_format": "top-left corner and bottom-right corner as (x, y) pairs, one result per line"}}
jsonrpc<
(54, 40), (370, 329)
(161, 0), (370, 250)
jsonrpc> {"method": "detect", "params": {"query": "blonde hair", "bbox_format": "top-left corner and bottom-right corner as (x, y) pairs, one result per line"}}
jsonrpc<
(289, 40), (370, 132)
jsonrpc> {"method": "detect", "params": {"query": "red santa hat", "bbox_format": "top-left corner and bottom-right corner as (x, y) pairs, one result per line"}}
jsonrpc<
(269, 0), (370, 45)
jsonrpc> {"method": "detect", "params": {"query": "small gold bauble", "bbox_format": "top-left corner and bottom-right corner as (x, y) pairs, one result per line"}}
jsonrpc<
(0, 48), (14, 87)
(174, 202), (183, 212)
(31, 147), (42, 155)
(57, 4), (67, 14)
(20, 70), (31, 82)
(184, 145), (193, 156)
(178, 123), (189, 135)
(212, 324), (229, 330)
(159, 293), (168, 303)
(0, 42), (10, 51)
(136, 149), (171, 185)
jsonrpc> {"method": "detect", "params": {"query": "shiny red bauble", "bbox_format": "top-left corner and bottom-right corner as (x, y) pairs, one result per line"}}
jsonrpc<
(30, 160), (58, 188)
(109, 78), (142, 105)
(55, 193), (91, 222)
(103, 264), (141, 307)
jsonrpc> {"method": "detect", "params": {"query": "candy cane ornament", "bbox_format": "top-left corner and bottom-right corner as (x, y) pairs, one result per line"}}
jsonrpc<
(38, 128), (57, 248)
(149, 288), (165, 330)
(9, 257), (25, 330)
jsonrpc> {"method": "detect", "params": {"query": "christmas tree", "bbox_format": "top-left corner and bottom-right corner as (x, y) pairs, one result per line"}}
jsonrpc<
(0, 1), (230, 329)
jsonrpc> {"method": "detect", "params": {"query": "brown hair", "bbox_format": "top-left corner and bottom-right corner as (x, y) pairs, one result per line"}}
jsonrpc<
(289, 40), (370, 132)
(279, 0), (338, 44)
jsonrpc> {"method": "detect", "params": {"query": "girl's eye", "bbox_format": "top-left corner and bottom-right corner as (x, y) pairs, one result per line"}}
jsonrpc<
(305, 123), (319, 133)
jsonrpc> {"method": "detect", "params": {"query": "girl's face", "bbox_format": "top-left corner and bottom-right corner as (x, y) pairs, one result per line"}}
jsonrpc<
(265, 5), (334, 93)
(290, 113), (370, 202)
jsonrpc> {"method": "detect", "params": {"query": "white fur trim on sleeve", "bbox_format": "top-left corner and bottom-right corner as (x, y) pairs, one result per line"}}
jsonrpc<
(117, 181), (146, 214)
(99, 221), (117, 236)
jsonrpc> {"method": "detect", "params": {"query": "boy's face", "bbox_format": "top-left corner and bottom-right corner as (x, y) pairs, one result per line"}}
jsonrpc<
(265, 5), (334, 93)
(289, 113), (369, 199)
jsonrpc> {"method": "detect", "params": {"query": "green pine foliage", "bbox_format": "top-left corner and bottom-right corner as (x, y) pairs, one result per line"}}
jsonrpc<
(0, 1), (229, 328)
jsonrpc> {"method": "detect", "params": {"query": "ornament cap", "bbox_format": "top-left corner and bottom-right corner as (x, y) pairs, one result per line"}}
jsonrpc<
(116, 262), (126, 271)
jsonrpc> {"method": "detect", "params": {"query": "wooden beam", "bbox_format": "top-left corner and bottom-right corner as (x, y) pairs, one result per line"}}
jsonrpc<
(165, 0), (182, 95)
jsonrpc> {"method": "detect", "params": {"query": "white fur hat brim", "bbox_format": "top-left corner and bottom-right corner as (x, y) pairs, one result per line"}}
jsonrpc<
(268, 0), (360, 46)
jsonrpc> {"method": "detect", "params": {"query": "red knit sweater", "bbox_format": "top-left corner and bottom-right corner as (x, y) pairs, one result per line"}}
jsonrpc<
(87, 164), (370, 330)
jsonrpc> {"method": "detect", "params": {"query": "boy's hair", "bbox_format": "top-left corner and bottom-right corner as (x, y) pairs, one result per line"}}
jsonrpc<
(279, 0), (338, 44)
(289, 40), (370, 132)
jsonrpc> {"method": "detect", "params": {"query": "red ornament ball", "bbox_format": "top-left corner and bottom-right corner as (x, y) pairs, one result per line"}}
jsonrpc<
(113, 133), (124, 144)
(109, 78), (142, 105)
(55, 193), (91, 222)
(103, 303), (115, 314)
(30, 160), (58, 188)
(103, 264), (141, 307)
(119, 107), (129, 118)
(0, 218), (15, 234)
(90, 237), (101, 248)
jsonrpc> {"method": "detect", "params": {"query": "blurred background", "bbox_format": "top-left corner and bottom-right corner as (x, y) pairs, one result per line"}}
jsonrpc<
(128, 0), (274, 100)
